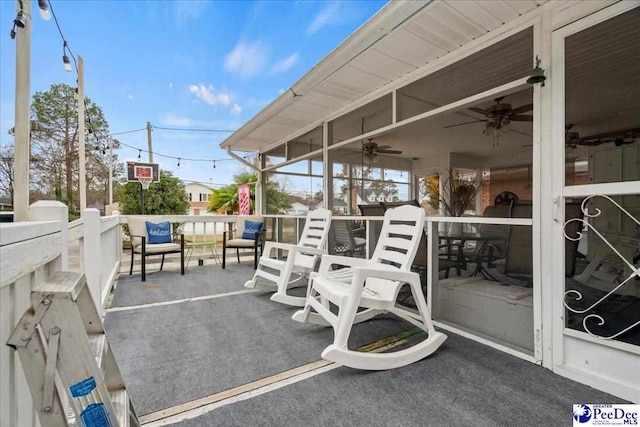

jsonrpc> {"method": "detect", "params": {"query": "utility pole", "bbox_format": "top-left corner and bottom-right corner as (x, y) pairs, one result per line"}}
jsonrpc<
(108, 138), (113, 205)
(78, 56), (86, 215)
(147, 121), (153, 163)
(13, 0), (32, 222)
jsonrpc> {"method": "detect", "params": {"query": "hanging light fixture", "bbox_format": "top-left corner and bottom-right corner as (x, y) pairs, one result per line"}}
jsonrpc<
(38, 0), (51, 20)
(13, 10), (26, 28)
(62, 42), (72, 72)
(213, 160), (216, 169)
(137, 150), (142, 161)
(177, 158), (181, 169)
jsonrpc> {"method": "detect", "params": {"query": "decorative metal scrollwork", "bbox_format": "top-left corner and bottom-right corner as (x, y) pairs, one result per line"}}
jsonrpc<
(563, 194), (640, 340)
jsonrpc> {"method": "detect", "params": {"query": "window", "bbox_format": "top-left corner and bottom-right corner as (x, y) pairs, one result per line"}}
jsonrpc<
(188, 193), (192, 201)
(199, 193), (209, 202)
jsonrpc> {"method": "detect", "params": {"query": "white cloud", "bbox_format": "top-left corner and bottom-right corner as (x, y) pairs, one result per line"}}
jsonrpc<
(230, 104), (242, 115)
(224, 40), (268, 79)
(188, 84), (231, 107)
(307, 2), (342, 35)
(168, 82), (173, 89)
(160, 114), (193, 127)
(127, 94), (133, 100)
(270, 53), (298, 74)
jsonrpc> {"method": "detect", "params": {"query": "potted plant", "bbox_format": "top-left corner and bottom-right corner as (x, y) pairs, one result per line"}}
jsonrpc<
(425, 169), (486, 233)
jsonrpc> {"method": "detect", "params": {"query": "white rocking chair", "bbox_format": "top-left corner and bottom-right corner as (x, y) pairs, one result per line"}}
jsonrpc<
(244, 208), (332, 306)
(292, 205), (446, 370)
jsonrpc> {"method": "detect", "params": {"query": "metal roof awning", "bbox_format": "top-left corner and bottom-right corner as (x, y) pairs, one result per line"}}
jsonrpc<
(220, 0), (546, 153)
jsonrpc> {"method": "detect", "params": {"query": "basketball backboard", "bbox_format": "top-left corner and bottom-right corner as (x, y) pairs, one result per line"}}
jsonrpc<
(127, 162), (159, 182)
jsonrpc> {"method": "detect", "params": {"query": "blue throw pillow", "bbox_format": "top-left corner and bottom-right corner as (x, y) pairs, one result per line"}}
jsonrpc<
(241, 220), (263, 240)
(145, 221), (172, 244)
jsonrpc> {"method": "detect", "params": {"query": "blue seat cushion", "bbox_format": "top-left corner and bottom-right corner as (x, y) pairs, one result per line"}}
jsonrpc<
(145, 221), (172, 244)
(241, 220), (263, 240)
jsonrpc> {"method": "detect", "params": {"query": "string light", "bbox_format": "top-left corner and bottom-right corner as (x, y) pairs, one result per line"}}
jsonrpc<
(213, 161), (216, 169)
(38, 0), (51, 20)
(137, 150), (142, 161)
(62, 41), (71, 72)
(117, 140), (255, 165)
(177, 158), (181, 169)
(9, 0), (52, 38)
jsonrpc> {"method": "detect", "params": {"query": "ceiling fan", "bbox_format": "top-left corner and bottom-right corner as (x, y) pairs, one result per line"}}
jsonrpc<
(444, 96), (533, 132)
(362, 138), (402, 161)
(566, 126), (639, 147)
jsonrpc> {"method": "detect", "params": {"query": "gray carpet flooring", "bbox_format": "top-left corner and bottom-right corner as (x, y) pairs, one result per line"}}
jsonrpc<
(178, 331), (624, 427)
(112, 264), (252, 307)
(106, 276), (410, 415)
(106, 265), (625, 426)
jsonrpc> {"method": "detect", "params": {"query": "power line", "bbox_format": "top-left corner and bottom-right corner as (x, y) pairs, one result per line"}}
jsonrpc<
(152, 126), (236, 133)
(110, 128), (147, 136)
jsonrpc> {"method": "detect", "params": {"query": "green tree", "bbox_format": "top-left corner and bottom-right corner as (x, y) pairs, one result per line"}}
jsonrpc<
(28, 83), (122, 211)
(118, 170), (189, 215)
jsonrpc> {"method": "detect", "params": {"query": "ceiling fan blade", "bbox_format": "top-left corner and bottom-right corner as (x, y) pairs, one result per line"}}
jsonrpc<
(469, 107), (492, 116)
(509, 115), (533, 122)
(509, 103), (533, 115)
(374, 145), (392, 150)
(444, 119), (487, 128)
(377, 149), (403, 154)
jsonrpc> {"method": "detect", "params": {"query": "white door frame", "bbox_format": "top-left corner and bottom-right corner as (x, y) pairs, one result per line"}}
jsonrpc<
(550, 1), (640, 403)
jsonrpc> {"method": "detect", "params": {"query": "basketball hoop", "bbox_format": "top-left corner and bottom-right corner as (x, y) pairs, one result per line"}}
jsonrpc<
(138, 177), (152, 190)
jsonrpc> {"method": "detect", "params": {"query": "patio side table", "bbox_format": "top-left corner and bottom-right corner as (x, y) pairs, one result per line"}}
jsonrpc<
(185, 240), (220, 269)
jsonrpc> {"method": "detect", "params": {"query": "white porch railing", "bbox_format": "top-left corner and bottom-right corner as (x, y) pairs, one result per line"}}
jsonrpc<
(1, 220), (63, 427)
(0, 202), (124, 427)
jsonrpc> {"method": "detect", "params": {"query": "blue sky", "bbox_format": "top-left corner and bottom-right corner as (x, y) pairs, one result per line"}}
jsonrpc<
(0, 0), (387, 189)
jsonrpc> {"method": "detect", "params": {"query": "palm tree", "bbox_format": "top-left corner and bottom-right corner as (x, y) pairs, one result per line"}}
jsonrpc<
(207, 171), (293, 214)
(207, 171), (258, 213)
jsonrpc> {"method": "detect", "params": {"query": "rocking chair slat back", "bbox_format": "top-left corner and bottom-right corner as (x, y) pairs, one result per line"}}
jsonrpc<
(371, 206), (425, 271)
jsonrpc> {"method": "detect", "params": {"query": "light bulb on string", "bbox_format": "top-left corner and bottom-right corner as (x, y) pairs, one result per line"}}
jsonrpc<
(38, 0), (51, 20)
(62, 42), (72, 72)
(137, 150), (142, 161)
(177, 158), (181, 169)
(213, 161), (216, 169)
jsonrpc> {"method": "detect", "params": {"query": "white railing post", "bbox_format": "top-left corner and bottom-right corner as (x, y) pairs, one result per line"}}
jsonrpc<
(29, 200), (69, 270)
(113, 210), (122, 270)
(83, 208), (102, 312)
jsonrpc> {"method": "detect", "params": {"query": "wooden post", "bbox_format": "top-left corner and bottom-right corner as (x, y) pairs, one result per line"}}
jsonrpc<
(29, 200), (69, 270)
(13, 0), (32, 222)
(83, 208), (102, 313)
(426, 220), (440, 318)
(108, 137), (113, 205)
(78, 56), (86, 215)
(147, 121), (154, 163)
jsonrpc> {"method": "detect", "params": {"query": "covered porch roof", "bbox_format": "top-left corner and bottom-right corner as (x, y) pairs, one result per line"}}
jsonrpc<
(220, 0), (547, 154)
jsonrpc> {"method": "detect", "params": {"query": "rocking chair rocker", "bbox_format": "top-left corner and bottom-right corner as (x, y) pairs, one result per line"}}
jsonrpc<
(292, 205), (446, 370)
(244, 208), (332, 306)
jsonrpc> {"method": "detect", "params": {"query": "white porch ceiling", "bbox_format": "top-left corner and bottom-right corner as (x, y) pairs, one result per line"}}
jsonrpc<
(220, 0), (546, 153)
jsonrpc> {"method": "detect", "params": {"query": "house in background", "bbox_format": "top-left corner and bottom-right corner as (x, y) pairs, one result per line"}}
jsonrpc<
(350, 187), (398, 212)
(184, 182), (212, 216)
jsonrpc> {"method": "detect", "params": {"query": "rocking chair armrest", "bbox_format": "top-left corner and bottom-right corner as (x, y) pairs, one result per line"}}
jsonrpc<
(263, 242), (326, 258)
(352, 267), (420, 287)
(317, 255), (372, 275)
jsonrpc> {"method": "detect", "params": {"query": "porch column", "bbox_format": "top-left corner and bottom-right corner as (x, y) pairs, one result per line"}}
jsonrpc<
(535, 8), (553, 368)
(322, 121), (331, 210)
